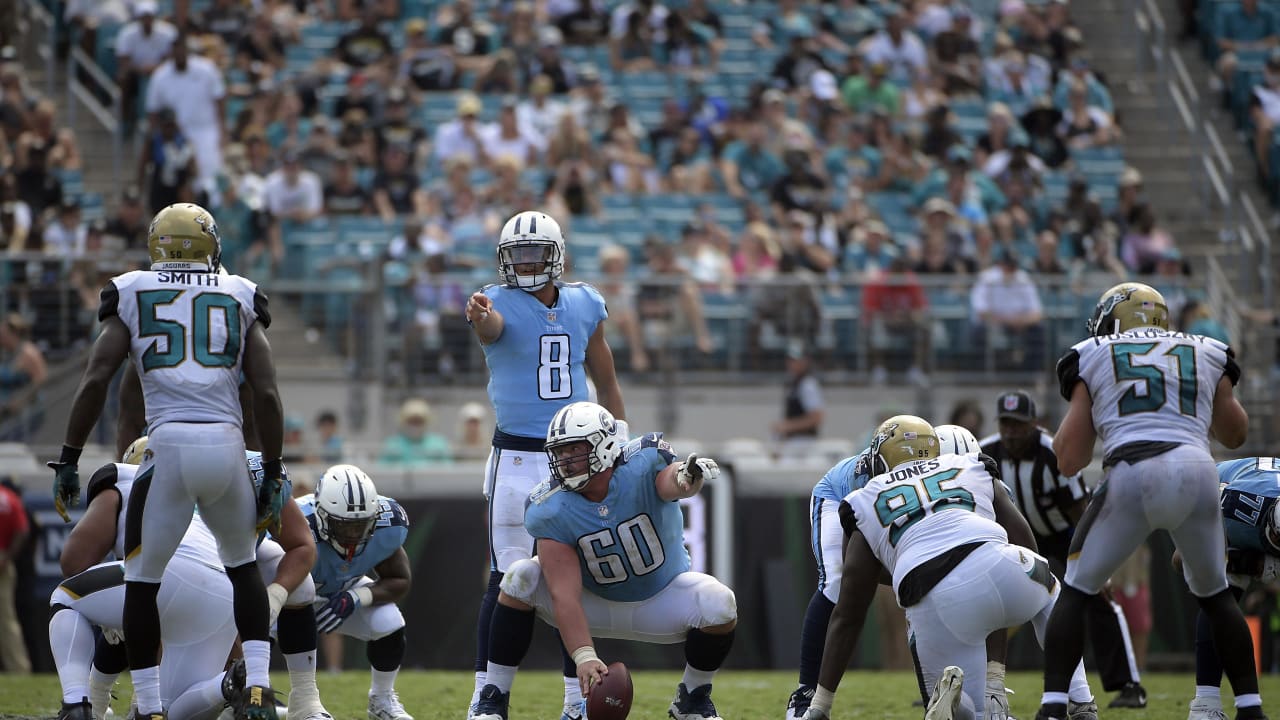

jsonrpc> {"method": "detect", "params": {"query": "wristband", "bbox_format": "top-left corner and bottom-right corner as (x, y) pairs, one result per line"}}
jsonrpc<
(60, 445), (83, 464)
(352, 586), (374, 607)
(571, 646), (599, 666)
(986, 660), (1006, 685)
(261, 459), (283, 481)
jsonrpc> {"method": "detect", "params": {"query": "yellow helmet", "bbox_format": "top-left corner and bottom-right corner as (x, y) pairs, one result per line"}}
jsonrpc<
(869, 415), (938, 474)
(122, 436), (149, 465)
(147, 203), (222, 272)
(1086, 282), (1169, 336)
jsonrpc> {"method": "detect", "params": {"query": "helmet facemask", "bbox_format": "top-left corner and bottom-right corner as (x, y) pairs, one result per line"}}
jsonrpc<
(544, 402), (623, 492)
(316, 507), (376, 561)
(499, 239), (563, 291)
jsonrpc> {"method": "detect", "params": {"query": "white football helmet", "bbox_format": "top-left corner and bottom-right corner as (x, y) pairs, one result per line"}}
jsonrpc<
(315, 464), (379, 560)
(498, 210), (565, 291)
(1267, 502), (1280, 553)
(545, 401), (623, 492)
(934, 424), (981, 456)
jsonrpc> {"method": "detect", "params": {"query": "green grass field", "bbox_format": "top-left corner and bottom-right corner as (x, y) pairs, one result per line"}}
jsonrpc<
(2, 671), (1279, 720)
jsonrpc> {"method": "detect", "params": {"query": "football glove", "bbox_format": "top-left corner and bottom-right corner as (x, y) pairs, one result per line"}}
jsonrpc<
(676, 453), (719, 491)
(316, 589), (363, 633)
(984, 681), (1011, 720)
(255, 461), (285, 536)
(48, 460), (81, 523)
(101, 627), (125, 645)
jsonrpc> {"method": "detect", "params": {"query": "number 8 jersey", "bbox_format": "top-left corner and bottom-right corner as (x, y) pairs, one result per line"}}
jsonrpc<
(1056, 328), (1240, 457)
(480, 281), (607, 439)
(99, 269), (270, 429)
(840, 453), (1006, 596)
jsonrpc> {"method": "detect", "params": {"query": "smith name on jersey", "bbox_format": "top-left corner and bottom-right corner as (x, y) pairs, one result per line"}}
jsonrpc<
(525, 433), (689, 602)
(1057, 328), (1240, 460)
(840, 453), (1005, 597)
(298, 494), (409, 596)
(480, 281), (607, 439)
(1218, 458), (1280, 556)
(99, 269), (271, 429)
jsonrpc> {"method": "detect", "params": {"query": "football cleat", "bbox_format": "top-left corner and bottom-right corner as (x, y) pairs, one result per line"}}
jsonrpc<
(369, 691), (413, 720)
(1108, 683), (1147, 709)
(222, 659), (247, 706)
(471, 685), (509, 720)
(560, 699), (586, 720)
(1034, 707), (1066, 720)
(59, 699), (94, 720)
(287, 702), (332, 720)
(1068, 699), (1099, 720)
(924, 666), (964, 720)
(1188, 696), (1228, 720)
(786, 686), (815, 720)
(236, 686), (280, 720)
(1233, 706), (1269, 720)
(669, 683), (722, 720)
(800, 709), (830, 720)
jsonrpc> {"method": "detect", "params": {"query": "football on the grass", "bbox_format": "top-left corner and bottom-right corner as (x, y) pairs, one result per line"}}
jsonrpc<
(586, 661), (633, 720)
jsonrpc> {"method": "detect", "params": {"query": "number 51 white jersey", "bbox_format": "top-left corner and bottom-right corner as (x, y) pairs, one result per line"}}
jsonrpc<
(99, 269), (270, 429)
(1056, 328), (1239, 457)
(841, 453), (1007, 598)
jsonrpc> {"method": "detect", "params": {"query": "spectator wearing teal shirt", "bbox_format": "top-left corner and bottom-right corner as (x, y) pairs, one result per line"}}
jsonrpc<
(1052, 57), (1114, 115)
(719, 121), (784, 198)
(1216, 0), (1279, 94)
(823, 120), (882, 189)
(380, 398), (453, 466)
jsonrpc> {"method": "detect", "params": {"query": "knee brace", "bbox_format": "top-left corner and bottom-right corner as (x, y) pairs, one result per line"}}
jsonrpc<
(695, 580), (737, 627)
(499, 559), (542, 606)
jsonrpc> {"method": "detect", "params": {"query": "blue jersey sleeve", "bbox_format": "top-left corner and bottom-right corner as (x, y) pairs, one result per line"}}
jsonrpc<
(524, 496), (569, 544)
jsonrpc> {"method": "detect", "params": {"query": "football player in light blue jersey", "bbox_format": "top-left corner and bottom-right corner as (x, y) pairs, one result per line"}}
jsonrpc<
(783, 449), (872, 719)
(463, 210), (627, 720)
(1185, 458), (1280, 720)
(471, 402), (737, 720)
(296, 466), (413, 720)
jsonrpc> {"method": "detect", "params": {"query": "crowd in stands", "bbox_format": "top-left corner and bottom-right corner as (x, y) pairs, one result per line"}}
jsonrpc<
(1, 0), (1224, 420)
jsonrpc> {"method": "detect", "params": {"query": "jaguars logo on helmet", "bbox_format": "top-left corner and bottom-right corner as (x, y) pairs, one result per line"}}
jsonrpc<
(869, 415), (938, 475)
(1086, 282), (1169, 336)
(122, 436), (149, 465)
(147, 202), (222, 272)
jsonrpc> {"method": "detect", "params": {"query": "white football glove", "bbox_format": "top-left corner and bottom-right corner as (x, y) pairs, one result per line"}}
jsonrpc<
(101, 626), (125, 645)
(676, 453), (719, 491)
(984, 681), (1011, 720)
(614, 419), (630, 443)
(266, 582), (289, 627)
(1261, 554), (1280, 584)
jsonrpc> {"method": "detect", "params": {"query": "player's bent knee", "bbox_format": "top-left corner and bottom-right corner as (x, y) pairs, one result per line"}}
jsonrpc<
(499, 558), (542, 606)
(695, 580), (737, 628)
(368, 604), (407, 639)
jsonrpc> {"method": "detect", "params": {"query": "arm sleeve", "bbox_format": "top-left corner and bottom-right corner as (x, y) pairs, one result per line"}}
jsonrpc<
(86, 464), (122, 504)
(252, 287), (272, 328)
(1223, 345), (1242, 386)
(838, 499), (858, 536)
(98, 282), (121, 322)
(1056, 348), (1082, 401)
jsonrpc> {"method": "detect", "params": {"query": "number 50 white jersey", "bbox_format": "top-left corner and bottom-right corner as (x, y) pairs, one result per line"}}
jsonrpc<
(1056, 328), (1240, 457)
(99, 269), (270, 429)
(840, 453), (1007, 597)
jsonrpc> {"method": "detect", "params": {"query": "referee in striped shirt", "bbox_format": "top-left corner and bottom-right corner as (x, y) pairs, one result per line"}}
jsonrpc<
(980, 390), (1148, 709)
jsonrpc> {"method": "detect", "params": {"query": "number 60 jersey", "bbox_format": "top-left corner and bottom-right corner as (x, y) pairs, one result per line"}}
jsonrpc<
(840, 453), (1006, 595)
(99, 269), (269, 429)
(1056, 328), (1240, 457)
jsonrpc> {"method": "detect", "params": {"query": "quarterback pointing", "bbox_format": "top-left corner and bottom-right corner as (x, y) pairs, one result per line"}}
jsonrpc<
(50, 203), (287, 720)
(464, 211), (627, 720)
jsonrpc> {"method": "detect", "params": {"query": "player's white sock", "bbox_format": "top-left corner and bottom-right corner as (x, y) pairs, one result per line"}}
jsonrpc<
(284, 651), (321, 707)
(243, 640), (272, 688)
(49, 608), (94, 704)
(89, 667), (119, 719)
(470, 672), (487, 707)
(681, 665), (715, 690)
(370, 668), (398, 696)
(1236, 693), (1263, 709)
(131, 666), (162, 714)
(485, 662), (518, 694)
(1195, 686), (1222, 700)
(1066, 660), (1093, 704)
(563, 676), (583, 706)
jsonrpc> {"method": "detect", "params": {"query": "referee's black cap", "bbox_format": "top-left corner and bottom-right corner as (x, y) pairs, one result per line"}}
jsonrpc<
(996, 390), (1037, 422)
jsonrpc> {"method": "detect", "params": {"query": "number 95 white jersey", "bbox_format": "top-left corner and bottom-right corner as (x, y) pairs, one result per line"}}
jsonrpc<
(840, 453), (1007, 597)
(100, 269), (270, 429)
(1056, 328), (1240, 456)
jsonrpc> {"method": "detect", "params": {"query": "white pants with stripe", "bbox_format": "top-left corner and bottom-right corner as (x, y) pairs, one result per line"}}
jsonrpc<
(906, 543), (1091, 716)
(483, 448), (550, 573)
(810, 495), (846, 604)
